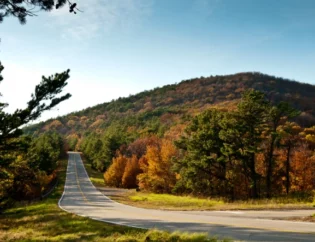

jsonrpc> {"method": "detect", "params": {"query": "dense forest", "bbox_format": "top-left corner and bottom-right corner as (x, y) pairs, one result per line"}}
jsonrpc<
(24, 72), (315, 200)
(0, 132), (65, 209)
(0, 61), (71, 210)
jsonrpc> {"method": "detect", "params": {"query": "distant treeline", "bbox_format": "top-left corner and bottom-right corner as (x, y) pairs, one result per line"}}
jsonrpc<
(23, 72), (315, 200)
(80, 90), (315, 199)
(25, 72), (315, 139)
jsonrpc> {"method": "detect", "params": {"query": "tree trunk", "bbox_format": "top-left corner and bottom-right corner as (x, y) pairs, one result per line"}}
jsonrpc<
(285, 144), (291, 194)
(266, 136), (275, 198)
(249, 154), (259, 198)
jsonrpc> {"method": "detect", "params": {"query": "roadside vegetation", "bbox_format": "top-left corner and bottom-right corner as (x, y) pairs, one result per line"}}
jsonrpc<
(116, 192), (315, 211)
(84, 160), (315, 211)
(78, 90), (315, 203)
(0, 59), (71, 211)
(0, 159), (229, 242)
(83, 156), (105, 186)
(0, 131), (65, 210)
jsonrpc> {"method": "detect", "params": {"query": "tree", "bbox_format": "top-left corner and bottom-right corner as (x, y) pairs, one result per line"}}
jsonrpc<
(264, 102), (299, 197)
(0, 0), (80, 24)
(104, 153), (127, 188)
(0, 62), (70, 209)
(174, 109), (230, 196)
(0, 63), (70, 152)
(290, 143), (315, 193)
(278, 122), (302, 194)
(138, 139), (177, 193)
(27, 132), (63, 174)
(122, 155), (141, 188)
(0, 0), (72, 209)
(220, 90), (268, 198)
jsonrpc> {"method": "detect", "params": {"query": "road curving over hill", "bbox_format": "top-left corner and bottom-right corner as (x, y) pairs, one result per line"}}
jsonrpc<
(59, 152), (315, 241)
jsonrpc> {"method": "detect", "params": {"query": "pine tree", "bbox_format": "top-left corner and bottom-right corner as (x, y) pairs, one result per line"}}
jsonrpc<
(0, 0), (80, 24)
(220, 90), (268, 198)
(265, 102), (299, 197)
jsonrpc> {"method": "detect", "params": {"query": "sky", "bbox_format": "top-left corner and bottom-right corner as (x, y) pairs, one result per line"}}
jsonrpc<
(0, 0), (314, 122)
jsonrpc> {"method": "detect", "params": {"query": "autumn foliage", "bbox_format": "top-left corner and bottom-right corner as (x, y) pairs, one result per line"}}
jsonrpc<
(100, 90), (315, 200)
(24, 73), (315, 200)
(104, 153), (127, 188)
(122, 155), (141, 188)
(137, 139), (177, 193)
(104, 137), (178, 192)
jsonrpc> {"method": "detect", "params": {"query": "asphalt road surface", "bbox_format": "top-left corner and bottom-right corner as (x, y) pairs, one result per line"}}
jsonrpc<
(59, 152), (315, 241)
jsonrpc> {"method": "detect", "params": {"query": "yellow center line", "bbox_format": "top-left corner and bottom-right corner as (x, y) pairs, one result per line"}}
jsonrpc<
(71, 153), (315, 236)
(73, 156), (92, 204)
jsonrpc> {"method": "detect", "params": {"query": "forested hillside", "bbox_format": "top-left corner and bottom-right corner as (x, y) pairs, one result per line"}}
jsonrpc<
(24, 72), (315, 200)
(25, 72), (315, 138)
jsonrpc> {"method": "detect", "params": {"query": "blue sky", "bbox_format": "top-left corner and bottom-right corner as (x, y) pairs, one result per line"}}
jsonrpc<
(0, 0), (314, 121)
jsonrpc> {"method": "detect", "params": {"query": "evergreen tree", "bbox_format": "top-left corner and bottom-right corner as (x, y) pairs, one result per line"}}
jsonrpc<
(0, 63), (70, 208)
(265, 102), (299, 197)
(220, 90), (268, 198)
(0, 0), (80, 24)
(175, 109), (229, 196)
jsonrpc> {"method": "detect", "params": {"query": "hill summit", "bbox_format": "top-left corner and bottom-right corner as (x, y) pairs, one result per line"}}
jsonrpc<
(25, 72), (315, 137)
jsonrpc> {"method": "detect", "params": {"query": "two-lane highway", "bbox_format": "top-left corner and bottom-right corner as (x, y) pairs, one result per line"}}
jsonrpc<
(59, 152), (315, 241)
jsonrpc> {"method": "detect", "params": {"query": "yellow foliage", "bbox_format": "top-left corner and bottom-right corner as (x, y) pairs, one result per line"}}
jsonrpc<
(306, 134), (315, 143)
(138, 139), (177, 193)
(104, 153), (127, 187)
(122, 155), (141, 188)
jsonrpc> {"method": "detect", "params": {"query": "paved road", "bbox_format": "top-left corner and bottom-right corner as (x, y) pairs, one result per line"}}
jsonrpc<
(59, 152), (315, 241)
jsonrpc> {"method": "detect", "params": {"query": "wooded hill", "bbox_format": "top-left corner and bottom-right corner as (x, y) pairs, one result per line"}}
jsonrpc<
(23, 72), (315, 200)
(25, 72), (315, 138)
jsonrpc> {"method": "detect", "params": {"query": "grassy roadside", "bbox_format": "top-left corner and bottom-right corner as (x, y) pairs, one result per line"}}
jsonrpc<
(286, 214), (315, 222)
(0, 159), (225, 242)
(83, 159), (105, 186)
(82, 159), (315, 211)
(115, 192), (315, 211)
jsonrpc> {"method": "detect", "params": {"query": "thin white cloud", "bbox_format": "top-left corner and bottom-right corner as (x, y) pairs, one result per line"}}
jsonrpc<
(193, 0), (221, 17)
(50, 0), (154, 40)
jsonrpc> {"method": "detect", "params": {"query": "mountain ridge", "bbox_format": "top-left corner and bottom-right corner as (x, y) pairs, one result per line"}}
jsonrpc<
(24, 72), (315, 138)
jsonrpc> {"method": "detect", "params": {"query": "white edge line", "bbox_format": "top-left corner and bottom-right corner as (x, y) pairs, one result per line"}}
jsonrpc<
(57, 153), (315, 232)
(77, 154), (315, 226)
(57, 153), (148, 230)
(77, 153), (144, 210)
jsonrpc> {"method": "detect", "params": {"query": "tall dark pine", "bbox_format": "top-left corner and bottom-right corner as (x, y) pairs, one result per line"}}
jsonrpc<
(0, 62), (71, 177)
(174, 109), (228, 196)
(221, 90), (268, 198)
(265, 102), (299, 198)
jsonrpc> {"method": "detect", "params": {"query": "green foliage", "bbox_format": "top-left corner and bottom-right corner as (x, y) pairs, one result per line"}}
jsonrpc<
(175, 90), (306, 199)
(67, 137), (78, 151)
(264, 102), (300, 197)
(0, 133), (63, 207)
(25, 72), (315, 142)
(81, 127), (129, 172)
(0, 62), (70, 166)
(0, 61), (69, 208)
(174, 109), (228, 195)
(0, 0), (79, 24)
(22, 72), (315, 201)
(27, 133), (63, 174)
(221, 90), (269, 198)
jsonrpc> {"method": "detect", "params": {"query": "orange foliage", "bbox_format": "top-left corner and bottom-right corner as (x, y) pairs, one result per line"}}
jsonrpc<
(104, 153), (127, 187)
(122, 155), (141, 188)
(137, 139), (177, 193)
(290, 144), (315, 192)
